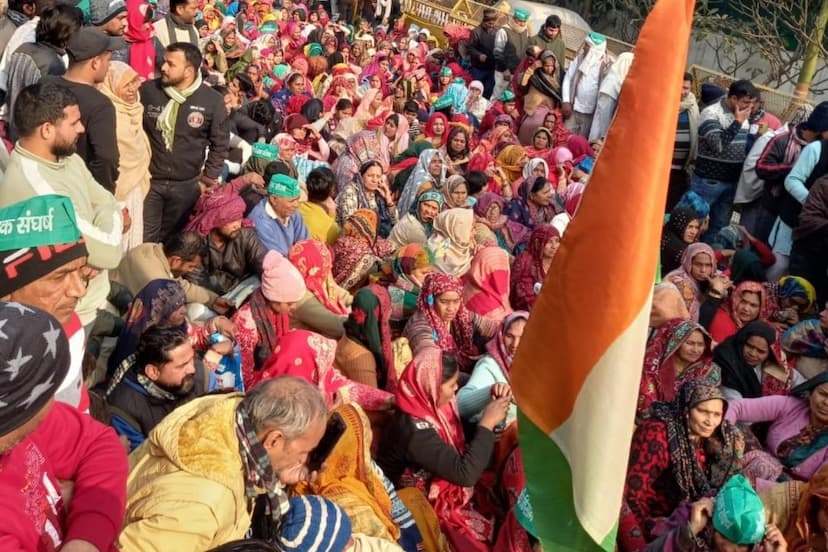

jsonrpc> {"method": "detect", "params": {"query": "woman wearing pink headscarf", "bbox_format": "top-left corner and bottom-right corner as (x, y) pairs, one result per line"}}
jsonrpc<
(125, 0), (155, 80)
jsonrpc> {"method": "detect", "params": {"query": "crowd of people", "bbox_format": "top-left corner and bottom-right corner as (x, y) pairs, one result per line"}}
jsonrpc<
(1, 0), (828, 550)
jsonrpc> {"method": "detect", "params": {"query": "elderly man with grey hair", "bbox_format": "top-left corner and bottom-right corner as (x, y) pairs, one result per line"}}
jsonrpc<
(118, 376), (329, 550)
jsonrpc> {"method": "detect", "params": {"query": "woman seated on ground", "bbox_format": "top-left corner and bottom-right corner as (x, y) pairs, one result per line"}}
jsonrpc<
(294, 403), (443, 552)
(456, 311), (527, 425)
(472, 193), (529, 255)
(661, 207), (702, 275)
(418, 112), (448, 149)
(724, 371), (828, 487)
(373, 244), (435, 335)
(782, 302), (828, 365)
(663, 243), (719, 321)
(620, 380), (744, 550)
(637, 319), (717, 420)
(233, 251), (308, 387)
(441, 127), (471, 176)
(332, 209), (395, 293)
(259, 329), (393, 411)
(397, 149), (448, 216)
(510, 224), (560, 311)
(404, 273), (499, 369)
(337, 160), (398, 237)
(426, 208), (475, 277)
(377, 349), (510, 551)
(766, 275), (818, 332)
(108, 279), (236, 379)
(463, 246), (513, 321)
(715, 320), (794, 401)
(509, 157), (550, 199)
(288, 239), (352, 339)
(335, 285), (397, 392)
(701, 280), (770, 345)
(442, 175), (472, 210)
(506, 175), (558, 230)
(388, 186), (444, 249)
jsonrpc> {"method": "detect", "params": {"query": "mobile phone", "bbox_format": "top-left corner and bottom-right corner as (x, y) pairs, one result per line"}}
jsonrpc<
(306, 412), (346, 472)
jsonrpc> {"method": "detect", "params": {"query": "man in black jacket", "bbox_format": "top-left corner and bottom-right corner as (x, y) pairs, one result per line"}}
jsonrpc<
(141, 41), (229, 243)
(52, 26), (121, 192)
(467, 8), (499, 99)
(106, 325), (206, 451)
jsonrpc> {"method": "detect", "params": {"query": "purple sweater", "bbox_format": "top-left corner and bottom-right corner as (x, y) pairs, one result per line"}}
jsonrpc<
(725, 395), (828, 481)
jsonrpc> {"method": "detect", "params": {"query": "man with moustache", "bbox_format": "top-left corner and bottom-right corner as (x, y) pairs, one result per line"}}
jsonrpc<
(140, 41), (228, 244)
(0, 81), (123, 333)
(105, 325), (206, 451)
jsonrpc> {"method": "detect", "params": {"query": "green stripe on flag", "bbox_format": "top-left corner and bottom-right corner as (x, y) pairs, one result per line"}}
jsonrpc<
(518, 410), (619, 552)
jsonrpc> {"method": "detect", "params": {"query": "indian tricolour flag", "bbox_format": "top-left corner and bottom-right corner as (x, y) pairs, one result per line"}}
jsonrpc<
(510, 0), (696, 549)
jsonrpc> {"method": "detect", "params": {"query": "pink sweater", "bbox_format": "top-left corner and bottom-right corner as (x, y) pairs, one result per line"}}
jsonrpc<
(725, 395), (828, 481)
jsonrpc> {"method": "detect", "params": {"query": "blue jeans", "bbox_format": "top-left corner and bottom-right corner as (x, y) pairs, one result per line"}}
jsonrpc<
(690, 175), (736, 242)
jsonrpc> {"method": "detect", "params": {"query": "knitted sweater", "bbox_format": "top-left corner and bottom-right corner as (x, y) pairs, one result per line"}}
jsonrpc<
(694, 99), (751, 184)
(0, 145), (123, 325)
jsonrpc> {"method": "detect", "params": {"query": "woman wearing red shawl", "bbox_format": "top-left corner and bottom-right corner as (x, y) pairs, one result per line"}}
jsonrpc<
(702, 280), (771, 345)
(637, 319), (718, 420)
(322, 75), (355, 112)
(467, 151), (504, 195)
(259, 329), (393, 410)
(473, 193), (530, 253)
(523, 127), (554, 164)
(463, 246), (513, 321)
(283, 22), (306, 63)
(543, 109), (571, 147)
(419, 113), (448, 148)
(232, 250), (307, 387)
(510, 224), (560, 311)
(404, 273), (499, 369)
(288, 239), (353, 339)
(566, 134), (595, 163)
(377, 349), (510, 551)
(332, 209), (395, 293)
(125, 0), (155, 80)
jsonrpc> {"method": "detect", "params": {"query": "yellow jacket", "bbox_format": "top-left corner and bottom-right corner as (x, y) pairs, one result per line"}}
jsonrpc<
(118, 394), (251, 551)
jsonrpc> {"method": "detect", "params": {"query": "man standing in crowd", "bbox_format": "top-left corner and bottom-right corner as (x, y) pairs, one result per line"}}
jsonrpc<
(118, 376), (327, 549)
(735, 103), (824, 243)
(89, 0), (127, 36)
(250, 173), (309, 255)
(0, 82), (123, 332)
(0, 0), (55, 103)
(0, 301), (128, 550)
(667, 72), (699, 211)
(106, 325), (204, 451)
(112, 231), (231, 314)
(529, 14), (566, 78)
(153, 0), (198, 50)
(691, 79), (759, 240)
(141, 42), (228, 243)
(0, 0), (36, 56)
(492, 8), (531, 101)
(468, 8), (499, 99)
(561, 32), (612, 138)
(52, 27), (120, 193)
(0, 195), (91, 411)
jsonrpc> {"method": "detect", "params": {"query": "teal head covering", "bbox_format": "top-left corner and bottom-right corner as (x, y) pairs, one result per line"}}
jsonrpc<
(306, 42), (324, 57)
(252, 142), (279, 162)
(500, 89), (516, 102)
(439, 66), (453, 78)
(712, 474), (765, 545)
(260, 21), (278, 33)
(267, 174), (301, 198)
(587, 31), (606, 46)
(0, 195), (88, 297)
(513, 7), (529, 21)
(432, 95), (453, 112)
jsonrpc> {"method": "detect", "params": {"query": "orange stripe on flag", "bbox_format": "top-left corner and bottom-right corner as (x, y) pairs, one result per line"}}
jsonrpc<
(512, 0), (696, 435)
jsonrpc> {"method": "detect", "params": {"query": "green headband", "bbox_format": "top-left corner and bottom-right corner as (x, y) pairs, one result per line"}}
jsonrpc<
(267, 173), (300, 198)
(0, 194), (82, 249)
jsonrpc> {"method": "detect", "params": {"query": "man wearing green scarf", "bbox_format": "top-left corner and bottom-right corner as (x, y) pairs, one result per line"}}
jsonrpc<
(140, 42), (229, 244)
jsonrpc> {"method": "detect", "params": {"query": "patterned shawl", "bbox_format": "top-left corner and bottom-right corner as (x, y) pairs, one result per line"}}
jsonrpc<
(484, 311), (529, 381)
(289, 239), (351, 315)
(650, 380), (744, 502)
(416, 272), (476, 359)
(664, 243), (716, 321)
(463, 246), (512, 320)
(344, 285), (397, 392)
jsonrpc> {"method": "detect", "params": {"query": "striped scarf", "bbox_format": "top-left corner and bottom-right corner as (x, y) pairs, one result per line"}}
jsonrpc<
(235, 406), (290, 532)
